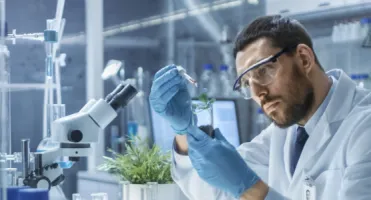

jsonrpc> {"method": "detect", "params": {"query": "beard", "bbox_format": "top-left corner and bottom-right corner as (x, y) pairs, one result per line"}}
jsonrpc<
(262, 64), (314, 129)
(270, 89), (314, 128)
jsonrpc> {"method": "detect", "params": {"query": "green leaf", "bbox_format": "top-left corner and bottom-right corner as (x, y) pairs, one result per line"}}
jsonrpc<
(199, 93), (208, 103)
(192, 92), (215, 114)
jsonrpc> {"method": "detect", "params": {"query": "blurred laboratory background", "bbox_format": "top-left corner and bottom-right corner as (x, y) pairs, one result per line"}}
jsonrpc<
(1, 0), (371, 199)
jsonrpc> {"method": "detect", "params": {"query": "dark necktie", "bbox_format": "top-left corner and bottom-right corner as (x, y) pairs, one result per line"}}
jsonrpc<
(291, 126), (309, 175)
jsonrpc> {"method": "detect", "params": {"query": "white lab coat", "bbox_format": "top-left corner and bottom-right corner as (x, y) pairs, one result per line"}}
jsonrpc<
(171, 69), (371, 200)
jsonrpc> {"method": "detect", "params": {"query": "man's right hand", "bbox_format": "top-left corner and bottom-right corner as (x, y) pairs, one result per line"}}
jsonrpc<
(149, 64), (193, 134)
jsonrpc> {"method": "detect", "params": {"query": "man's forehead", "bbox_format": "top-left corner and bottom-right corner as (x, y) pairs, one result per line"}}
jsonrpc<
(235, 38), (277, 73)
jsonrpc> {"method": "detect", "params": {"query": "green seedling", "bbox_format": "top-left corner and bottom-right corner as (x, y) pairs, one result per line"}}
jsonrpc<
(192, 92), (216, 113)
(192, 92), (215, 137)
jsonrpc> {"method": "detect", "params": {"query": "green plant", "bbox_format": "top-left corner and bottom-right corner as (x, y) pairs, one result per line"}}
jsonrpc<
(192, 92), (215, 113)
(98, 137), (173, 184)
(191, 92), (216, 137)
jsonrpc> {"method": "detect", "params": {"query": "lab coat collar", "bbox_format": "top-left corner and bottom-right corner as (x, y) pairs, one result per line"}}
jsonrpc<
(324, 69), (357, 123)
(289, 69), (356, 182)
(303, 76), (336, 136)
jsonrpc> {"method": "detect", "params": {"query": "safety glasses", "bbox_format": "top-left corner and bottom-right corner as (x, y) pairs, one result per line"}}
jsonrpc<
(232, 46), (296, 99)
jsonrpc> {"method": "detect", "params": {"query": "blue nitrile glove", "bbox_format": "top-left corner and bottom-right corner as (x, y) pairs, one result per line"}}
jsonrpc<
(149, 65), (193, 134)
(187, 126), (261, 198)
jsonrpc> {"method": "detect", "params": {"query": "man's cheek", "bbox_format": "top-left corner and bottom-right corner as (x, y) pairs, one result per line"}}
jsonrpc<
(276, 101), (288, 116)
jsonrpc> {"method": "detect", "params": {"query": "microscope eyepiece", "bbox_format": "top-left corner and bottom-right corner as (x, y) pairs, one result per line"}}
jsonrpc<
(105, 83), (126, 103)
(109, 84), (138, 111)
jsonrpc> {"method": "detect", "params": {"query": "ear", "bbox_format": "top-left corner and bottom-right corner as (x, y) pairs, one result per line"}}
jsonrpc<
(296, 44), (315, 76)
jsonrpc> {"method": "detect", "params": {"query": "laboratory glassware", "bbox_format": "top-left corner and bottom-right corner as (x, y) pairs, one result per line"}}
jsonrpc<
(199, 64), (218, 97)
(5, 168), (17, 186)
(91, 193), (108, 200)
(126, 77), (151, 147)
(176, 65), (198, 87)
(110, 125), (120, 153)
(219, 64), (232, 98)
(42, 19), (57, 139)
(73, 193), (83, 200)
(192, 94), (214, 138)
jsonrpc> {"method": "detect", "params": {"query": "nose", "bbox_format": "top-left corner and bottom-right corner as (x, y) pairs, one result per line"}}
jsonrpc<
(250, 81), (268, 101)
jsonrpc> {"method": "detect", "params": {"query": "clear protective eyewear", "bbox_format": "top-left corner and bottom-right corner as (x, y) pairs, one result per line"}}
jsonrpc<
(233, 46), (296, 99)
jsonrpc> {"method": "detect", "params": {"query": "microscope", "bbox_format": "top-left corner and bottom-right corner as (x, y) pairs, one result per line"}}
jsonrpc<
(23, 83), (138, 190)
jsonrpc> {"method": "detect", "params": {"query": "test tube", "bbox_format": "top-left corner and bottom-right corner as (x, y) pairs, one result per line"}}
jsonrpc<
(176, 65), (198, 87)
(91, 193), (108, 200)
(0, 168), (17, 186)
(7, 168), (17, 186)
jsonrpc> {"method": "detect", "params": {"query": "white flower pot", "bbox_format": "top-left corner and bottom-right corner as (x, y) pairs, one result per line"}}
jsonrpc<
(120, 182), (187, 200)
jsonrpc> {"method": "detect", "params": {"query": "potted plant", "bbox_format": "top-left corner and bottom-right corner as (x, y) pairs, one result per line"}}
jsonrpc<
(98, 137), (186, 200)
(192, 92), (216, 137)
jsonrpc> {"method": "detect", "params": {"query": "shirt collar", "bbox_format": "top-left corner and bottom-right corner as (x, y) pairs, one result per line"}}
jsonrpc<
(302, 76), (337, 136)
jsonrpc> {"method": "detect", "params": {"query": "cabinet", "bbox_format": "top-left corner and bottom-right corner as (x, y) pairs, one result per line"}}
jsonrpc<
(266, 0), (348, 16)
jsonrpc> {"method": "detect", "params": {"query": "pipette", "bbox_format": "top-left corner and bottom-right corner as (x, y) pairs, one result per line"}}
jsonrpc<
(176, 65), (198, 87)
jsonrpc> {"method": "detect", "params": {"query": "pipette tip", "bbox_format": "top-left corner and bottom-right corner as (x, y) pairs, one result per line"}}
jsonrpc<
(183, 73), (198, 87)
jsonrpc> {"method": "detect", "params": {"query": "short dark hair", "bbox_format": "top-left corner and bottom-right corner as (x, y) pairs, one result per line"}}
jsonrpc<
(233, 15), (323, 69)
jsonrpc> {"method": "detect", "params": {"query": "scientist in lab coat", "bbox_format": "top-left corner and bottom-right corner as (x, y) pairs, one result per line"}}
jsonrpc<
(149, 15), (371, 200)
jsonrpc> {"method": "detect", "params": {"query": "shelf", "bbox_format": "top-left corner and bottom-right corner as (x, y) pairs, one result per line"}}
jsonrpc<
(283, 3), (371, 23)
(313, 36), (365, 48)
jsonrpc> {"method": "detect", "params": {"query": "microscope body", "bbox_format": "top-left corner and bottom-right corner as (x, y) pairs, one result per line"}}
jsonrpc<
(53, 98), (117, 148)
(24, 84), (137, 190)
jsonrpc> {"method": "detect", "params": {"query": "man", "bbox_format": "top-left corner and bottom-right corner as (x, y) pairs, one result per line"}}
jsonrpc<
(149, 15), (371, 200)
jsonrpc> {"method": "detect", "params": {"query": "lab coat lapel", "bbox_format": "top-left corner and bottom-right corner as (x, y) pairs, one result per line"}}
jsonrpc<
(283, 126), (296, 181)
(292, 116), (331, 180)
(290, 69), (357, 181)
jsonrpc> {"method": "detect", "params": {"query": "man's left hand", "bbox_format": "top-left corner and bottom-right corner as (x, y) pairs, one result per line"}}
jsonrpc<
(187, 126), (261, 198)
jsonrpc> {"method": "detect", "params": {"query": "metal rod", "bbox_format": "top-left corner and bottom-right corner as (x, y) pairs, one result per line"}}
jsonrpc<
(34, 153), (43, 176)
(21, 139), (30, 178)
(85, 0), (104, 171)
(55, 0), (65, 32)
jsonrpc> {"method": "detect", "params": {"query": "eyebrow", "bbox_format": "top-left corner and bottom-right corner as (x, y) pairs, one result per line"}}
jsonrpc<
(238, 55), (268, 74)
